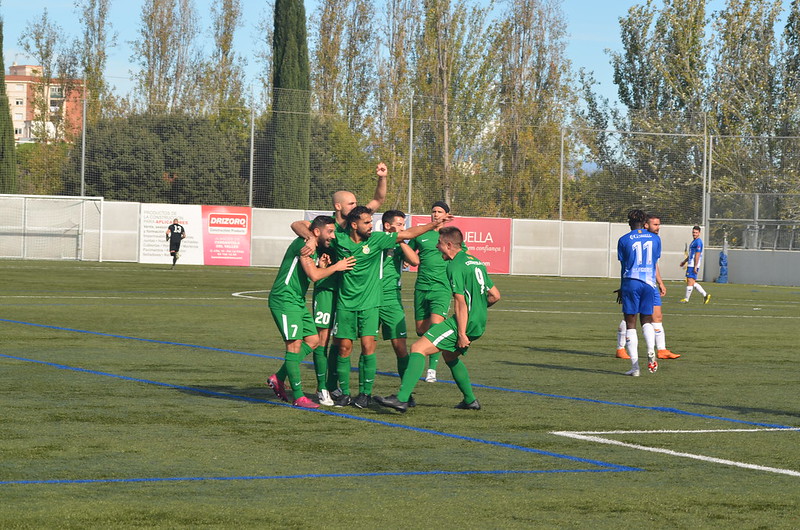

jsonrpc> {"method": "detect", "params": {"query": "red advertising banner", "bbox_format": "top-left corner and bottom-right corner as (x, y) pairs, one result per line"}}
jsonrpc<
(201, 205), (252, 266)
(409, 215), (511, 274)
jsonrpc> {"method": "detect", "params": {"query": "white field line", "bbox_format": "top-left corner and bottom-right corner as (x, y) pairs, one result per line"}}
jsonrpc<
(551, 428), (800, 477)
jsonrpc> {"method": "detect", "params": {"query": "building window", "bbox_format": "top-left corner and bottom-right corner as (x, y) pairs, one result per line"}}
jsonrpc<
(15, 99), (24, 106)
(50, 86), (64, 98)
(14, 113), (23, 120)
(16, 84), (24, 91)
(14, 128), (23, 135)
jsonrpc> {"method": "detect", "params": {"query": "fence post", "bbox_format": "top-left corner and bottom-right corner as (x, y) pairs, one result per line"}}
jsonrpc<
(248, 104), (255, 208)
(407, 94), (414, 215)
(81, 92), (87, 196)
(559, 127), (565, 221)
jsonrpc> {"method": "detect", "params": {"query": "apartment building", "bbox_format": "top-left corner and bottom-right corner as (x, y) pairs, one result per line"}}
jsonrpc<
(5, 63), (84, 143)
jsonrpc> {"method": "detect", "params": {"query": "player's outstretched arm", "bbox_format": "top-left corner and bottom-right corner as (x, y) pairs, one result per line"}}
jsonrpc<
(364, 162), (388, 212)
(300, 255), (356, 282)
(394, 213), (453, 241)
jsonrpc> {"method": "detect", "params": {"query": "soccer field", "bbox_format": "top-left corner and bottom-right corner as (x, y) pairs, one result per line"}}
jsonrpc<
(1, 260), (798, 527)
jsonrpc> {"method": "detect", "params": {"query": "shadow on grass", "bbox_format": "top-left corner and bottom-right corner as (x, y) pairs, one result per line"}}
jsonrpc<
(687, 402), (800, 420)
(498, 360), (621, 376)
(524, 346), (609, 358)
(176, 385), (274, 403)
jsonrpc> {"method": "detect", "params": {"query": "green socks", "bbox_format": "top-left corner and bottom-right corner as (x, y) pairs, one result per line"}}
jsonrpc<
(446, 357), (475, 404)
(397, 352), (426, 402)
(429, 352), (441, 370)
(313, 345), (327, 390)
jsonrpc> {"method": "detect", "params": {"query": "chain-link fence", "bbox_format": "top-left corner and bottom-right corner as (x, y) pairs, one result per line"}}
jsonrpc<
(12, 93), (800, 248)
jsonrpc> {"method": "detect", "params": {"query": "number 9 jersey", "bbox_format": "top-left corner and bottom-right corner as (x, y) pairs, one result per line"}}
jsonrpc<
(446, 250), (495, 338)
(617, 228), (661, 288)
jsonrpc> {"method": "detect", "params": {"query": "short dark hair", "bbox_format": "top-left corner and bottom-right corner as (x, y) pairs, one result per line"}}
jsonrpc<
(646, 213), (661, 222)
(382, 209), (405, 226)
(432, 200), (450, 213)
(310, 215), (336, 231)
(346, 205), (372, 228)
(627, 209), (647, 229)
(693, 225), (701, 231)
(438, 225), (463, 246)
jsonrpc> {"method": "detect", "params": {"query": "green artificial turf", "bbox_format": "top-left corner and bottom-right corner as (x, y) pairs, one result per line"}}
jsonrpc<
(1, 260), (798, 528)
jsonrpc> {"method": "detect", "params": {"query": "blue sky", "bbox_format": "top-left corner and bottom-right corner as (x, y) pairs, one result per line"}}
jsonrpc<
(0, 0), (776, 106)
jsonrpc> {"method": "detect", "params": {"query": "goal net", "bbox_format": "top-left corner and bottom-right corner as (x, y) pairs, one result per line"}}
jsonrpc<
(0, 195), (103, 261)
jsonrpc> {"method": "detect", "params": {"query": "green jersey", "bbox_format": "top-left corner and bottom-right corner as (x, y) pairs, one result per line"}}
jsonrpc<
(381, 243), (405, 296)
(447, 250), (495, 338)
(268, 237), (316, 309)
(334, 230), (398, 311)
(409, 231), (449, 291)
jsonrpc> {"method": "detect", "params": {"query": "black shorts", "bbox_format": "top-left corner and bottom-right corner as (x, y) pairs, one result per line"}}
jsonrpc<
(169, 241), (182, 254)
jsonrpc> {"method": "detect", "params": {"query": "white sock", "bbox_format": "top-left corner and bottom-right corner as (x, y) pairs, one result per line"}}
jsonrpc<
(642, 323), (655, 357)
(694, 283), (707, 296)
(617, 320), (626, 349)
(685, 285), (694, 300)
(626, 329), (639, 369)
(652, 322), (666, 351)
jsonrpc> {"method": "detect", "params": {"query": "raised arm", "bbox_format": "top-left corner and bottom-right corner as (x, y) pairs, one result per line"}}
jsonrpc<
(364, 162), (388, 212)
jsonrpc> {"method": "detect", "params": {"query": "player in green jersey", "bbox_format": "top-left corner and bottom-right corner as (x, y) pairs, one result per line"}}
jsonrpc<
(375, 226), (501, 413)
(331, 205), (452, 408)
(408, 201), (453, 383)
(291, 163), (389, 405)
(266, 216), (356, 408)
(379, 210), (419, 390)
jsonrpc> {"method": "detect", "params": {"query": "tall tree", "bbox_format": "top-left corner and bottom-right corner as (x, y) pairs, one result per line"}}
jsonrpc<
(75, 0), (116, 123)
(0, 19), (18, 193)
(709, 0), (783, 195)
(200, 0), (246, 126)
(413, 0), (496, 207)
(312, 0), (376, 132)
(495, 0), (572, 218)
(131, 0), (199, 113)
(258, 0), (311, 208)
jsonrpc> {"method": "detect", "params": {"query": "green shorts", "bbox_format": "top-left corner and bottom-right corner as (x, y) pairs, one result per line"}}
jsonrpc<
(423, 317), (480, 355)
(379, 290), (408, 340)
(413, 287), (451, 321)
(333, 307), (380, 340)
(312, 288), (336, 329)
(269, 305), (317, 341)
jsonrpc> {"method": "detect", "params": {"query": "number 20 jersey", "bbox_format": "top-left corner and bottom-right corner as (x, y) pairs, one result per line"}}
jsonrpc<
(617, 229), (661, 288)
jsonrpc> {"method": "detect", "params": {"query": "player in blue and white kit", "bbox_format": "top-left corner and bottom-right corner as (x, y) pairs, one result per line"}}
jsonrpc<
(617, 209), (662, 376)
(679, 225), (710, 304)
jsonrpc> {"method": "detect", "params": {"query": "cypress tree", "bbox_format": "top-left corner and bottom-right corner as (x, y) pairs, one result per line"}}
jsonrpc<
(259, 0), (310, 208)
(0, 20), (18, 194)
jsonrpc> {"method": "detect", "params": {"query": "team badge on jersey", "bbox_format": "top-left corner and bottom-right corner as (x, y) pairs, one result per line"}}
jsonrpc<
(362, 245), (371, 254)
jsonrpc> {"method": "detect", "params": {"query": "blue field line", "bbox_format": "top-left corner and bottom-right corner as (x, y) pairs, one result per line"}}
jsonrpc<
(2, 318), (795, 430)
(0, 353), (638, 476)
(0, 318), (281, 361)
(0, 468), (621, 487)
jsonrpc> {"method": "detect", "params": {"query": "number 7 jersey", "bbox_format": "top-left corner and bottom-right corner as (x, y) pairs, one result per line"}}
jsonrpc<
(617, 229), (661, 288)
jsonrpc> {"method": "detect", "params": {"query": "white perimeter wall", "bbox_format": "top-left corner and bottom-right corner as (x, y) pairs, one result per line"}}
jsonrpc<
(95, 202), (800, 285)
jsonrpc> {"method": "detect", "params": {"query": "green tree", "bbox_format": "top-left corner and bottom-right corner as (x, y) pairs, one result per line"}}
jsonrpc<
(75, 0), (116, 123)
(64, 114), (248, 204)
(494, 0), (572, 219)
(131, 0), (200, 113)
(200, 0), (247, 127)
(0, 19), (17, 193)
(259, 0), (311, 208)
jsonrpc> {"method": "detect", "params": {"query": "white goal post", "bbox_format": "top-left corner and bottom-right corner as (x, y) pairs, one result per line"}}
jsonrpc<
(0, 195), (104, 261)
